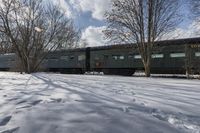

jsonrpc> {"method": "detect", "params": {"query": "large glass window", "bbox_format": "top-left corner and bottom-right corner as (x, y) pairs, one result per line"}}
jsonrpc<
(78, 55), (86, 61)
(152, 54), (164, 58)
(170, 53), (185, 58)
(134, 55), (142, 59)
(128, 54), (134, 59)
(49, 59), (58, 61)
(119, 56), (125, 60)
(112, 55), (118, 60)
(70, 56), (74, 60)
(60, 56), (69, 61)
(112, 55), (125, 60)
(195, 52), (200, 57)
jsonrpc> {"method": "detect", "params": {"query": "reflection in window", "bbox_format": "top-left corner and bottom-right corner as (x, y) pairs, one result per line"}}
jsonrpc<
(119, 56), (125, 60)
(49, 59), (58, 61)
(70, 56), (74, 60)
(152, 54), (164, 58)
(78, 55), (86, 61)
(134, 55), (142, 59)
(128, 54), (134, 58)
(195, 52), (200, 57)
(60, 56), (69, 61)
(112, 55), (125, 60)
(170, 53), (185, 58)
(112, 56), (118, 60)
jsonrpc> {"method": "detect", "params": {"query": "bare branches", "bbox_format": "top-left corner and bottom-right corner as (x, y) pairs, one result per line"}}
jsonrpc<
(105, 0), (180, 76)
(0, 33), (13, 53)
(0, 0), (79, 73)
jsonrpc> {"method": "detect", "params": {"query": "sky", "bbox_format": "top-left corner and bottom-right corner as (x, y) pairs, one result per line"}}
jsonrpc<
(51, 0), (200, 47)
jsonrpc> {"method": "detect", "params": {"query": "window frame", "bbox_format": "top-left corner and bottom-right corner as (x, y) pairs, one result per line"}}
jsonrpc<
(195, 52), (200, 57)
(112, 55), (125, 60)
(78, 55), (86, 61)
(134, 55), (142, 59)
(170, 53), (186, 58)
(151, 54), (164, 59)
(60, 56), (69, 61)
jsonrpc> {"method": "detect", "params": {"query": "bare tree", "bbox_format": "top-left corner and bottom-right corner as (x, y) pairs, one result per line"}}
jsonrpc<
(0, 0), (79, 73)
(186, 0), (200, 78)
(104, 0), (180, 77)
(0, 33), (14, 53)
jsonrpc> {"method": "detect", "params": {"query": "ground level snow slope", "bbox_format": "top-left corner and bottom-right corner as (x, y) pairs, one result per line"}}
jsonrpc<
(0, 72), (200, 133)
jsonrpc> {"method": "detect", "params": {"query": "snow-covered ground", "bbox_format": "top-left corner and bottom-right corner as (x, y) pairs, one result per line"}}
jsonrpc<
(0, 72), (200, 133)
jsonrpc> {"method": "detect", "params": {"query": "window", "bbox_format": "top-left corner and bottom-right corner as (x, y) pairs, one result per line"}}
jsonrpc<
(78, 55), (86, 61)
(170, 53), (185, 58)
(49, 57), (58, 61)
(43, 59), (48, 62)
(104, 55), (109, 59)
(112, 55), (118, 60)
(70, 56), (74, 60)
(1, 53), (15, 56)
(152, 54), (164, 58)
(60, 56), (69, 61)
(128, 54), (134, 58)
(112, 55), (125, 60)
(134, 55), (142, 59)
(119, 56), (125, 60)
(49, 59), (58, 61)
(195, 52), (200, 57)
(8, 58), (15, 61)
(95, 57), (100, 60)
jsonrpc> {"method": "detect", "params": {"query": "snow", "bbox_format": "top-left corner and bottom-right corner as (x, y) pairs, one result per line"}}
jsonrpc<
(0, 72), (200, 133)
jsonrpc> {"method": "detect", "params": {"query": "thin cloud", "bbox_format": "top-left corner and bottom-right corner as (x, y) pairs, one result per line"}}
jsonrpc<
(81, 26), (107, 47)
(70, 0), (112, 20)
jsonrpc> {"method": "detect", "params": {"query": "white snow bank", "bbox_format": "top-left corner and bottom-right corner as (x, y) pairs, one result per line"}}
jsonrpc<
(0, 72), (200, 133)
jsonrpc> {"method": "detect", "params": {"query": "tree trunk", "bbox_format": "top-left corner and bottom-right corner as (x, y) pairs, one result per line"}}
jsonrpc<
(144, 60), (151, 77)
(27, 58), (31, 74)
(186, 68), (190, 79)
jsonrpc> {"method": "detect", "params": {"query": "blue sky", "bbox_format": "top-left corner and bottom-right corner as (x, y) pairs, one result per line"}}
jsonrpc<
(74, 12), (105, 29)
(52, 0), (200, 47)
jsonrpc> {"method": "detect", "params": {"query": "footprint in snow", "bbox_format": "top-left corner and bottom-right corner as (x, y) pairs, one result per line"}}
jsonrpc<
(30, 100), (42, 106)
(16, 100), (42, 109)
(16, 100), (27, 105)
(36, 93), (50, 96)
(75, 100), (101, 104)
(122, 107), (130, 113)
(1, 127), (20, 133)
(7, 98), (19, 101)
(20, 92), (29, 95)
(140, 103), (145, 106)
(151, 112), (200, 132)
(16, 105), (32, 109)
(50, 98), (62, 103)
(151, 108), (175, 122)
(0, 116), (12, 126)
(152, 113), (167, 121)
(131, 92), (136, 95)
